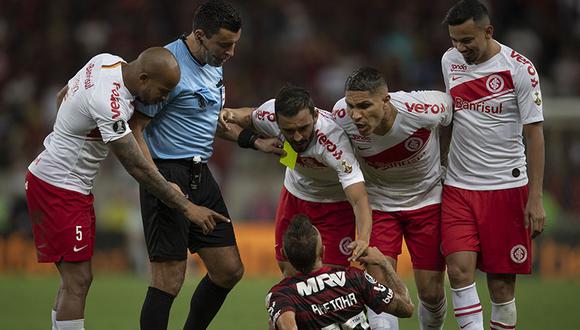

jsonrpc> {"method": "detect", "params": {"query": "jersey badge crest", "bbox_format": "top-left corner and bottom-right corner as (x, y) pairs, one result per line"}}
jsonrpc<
(534, 91), (542, 106)
(340, 160), (353, 174)
(113, 120), (127, 134)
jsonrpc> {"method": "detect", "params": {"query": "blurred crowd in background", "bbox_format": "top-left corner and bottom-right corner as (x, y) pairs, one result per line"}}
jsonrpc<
(0, 0), (579, 273)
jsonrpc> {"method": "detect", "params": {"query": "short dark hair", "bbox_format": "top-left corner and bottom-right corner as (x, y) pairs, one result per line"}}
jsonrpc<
(283, 215), (319, 274)
(193, 0), (242, 37)
(345, 67), (388, 94)
(274, 86), (315, 119)
(443, 0), (490, 26)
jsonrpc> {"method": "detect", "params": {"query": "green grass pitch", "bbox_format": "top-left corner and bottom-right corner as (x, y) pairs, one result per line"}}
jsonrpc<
(0, 274), (576, 329)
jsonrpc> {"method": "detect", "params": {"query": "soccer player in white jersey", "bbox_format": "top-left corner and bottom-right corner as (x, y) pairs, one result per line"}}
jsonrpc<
(441, 1), (546, 329)
(25, 48), (229, 330)
(221, 86), (372, 276)
(332, 67), (452, 330)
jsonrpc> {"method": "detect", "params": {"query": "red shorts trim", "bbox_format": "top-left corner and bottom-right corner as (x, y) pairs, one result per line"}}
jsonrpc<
(25, 172), (96, 263)
(441, 185), (531, 274)
(370, 204), (445, 271)
(275, 187), (355, 266)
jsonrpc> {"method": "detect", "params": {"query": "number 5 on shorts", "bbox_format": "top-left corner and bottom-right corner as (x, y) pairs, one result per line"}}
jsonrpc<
(76, 225), (82, 241)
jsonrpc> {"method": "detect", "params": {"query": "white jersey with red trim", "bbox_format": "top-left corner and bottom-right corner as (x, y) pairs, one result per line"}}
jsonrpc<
(333, 91), (452, 211)
(441, 42), (544, 190)
(252, 99), (364, 203)
(29, 53), (134, 195)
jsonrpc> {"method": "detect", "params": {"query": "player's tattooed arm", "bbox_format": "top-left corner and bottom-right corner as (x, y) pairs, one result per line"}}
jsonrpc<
(110, 133), (230, 234)
(110, 133), (188, 211)
(56, 85), (68, 112)
(359, 247), (414, 318)
(128, 111), (156, 168)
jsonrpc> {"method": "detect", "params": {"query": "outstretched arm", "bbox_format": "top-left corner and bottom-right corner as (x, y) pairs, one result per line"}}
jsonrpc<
(217, 108), (285, 156)
(110, 133), (189, 211)
(358, 247), (414, 318)
(218, 107), (256, 131)
(110, 133), (229, 234)
(127, 111), (156, 167)
(343, 182), (372, 261)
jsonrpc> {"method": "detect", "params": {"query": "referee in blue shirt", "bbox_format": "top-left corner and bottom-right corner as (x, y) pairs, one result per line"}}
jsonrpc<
(129, 1), (244, 329)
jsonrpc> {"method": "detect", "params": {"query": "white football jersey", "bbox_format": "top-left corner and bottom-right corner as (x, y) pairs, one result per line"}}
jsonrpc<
(333, 91), (452, 211)
(442, 41), (544, 190)
(252, 99), (364, 202)
(29, 54), (134, 194)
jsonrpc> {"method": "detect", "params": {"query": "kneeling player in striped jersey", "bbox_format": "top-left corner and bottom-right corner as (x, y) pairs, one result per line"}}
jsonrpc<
(266, 215), (414, 330)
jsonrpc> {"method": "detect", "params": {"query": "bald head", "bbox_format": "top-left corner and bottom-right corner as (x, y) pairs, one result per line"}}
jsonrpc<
(126, 47), (181, 105)
(136, 47), (180, 88)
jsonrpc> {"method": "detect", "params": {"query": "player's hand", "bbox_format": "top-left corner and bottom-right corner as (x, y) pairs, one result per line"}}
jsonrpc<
(525, 196), (546, 239)
(254, 137), (286, 156)
(218, 108), (241, 131)
(348, 239), (369, 262)
(183, 204), (230, 235)
(357, 246), (386, 266)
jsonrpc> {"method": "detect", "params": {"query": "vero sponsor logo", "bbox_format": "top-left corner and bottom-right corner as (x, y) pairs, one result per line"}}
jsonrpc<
(315, 129), (343, 160)
(110, 82), (122, 119)
(405, 102), (446, 114)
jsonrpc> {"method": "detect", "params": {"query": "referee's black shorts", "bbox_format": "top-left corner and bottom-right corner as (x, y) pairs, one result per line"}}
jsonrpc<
(140, 158), (237, 261)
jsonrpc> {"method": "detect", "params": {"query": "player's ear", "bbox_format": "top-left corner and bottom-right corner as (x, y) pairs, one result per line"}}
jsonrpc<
(383, 94), (391, 103)
(484, 24), (494, 40)
(194, 29), (206, 41)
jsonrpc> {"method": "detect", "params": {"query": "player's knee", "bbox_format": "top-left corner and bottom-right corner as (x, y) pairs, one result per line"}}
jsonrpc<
(214, 262), (244, 288)
(488, 276), (515, 302)
(151, 265), (186, 295)
(63, 271), (93, 298)
(446, 263), (473, 286)
(156, 275), (185, 296)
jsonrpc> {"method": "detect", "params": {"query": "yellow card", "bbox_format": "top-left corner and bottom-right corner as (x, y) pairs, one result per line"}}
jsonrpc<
(279, 140), (298, 170)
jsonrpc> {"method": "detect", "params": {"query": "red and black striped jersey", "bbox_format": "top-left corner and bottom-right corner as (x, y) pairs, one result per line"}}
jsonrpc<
(266, 266), (394, 329)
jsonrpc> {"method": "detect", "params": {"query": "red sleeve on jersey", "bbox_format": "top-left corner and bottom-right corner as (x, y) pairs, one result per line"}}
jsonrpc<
(352, 268), (395, 314)
(266, 286), (296, 326)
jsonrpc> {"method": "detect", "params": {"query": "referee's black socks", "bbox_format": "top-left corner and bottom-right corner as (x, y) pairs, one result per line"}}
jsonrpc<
(184, 274), (232, 330)
(140, 286), (176, 330)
